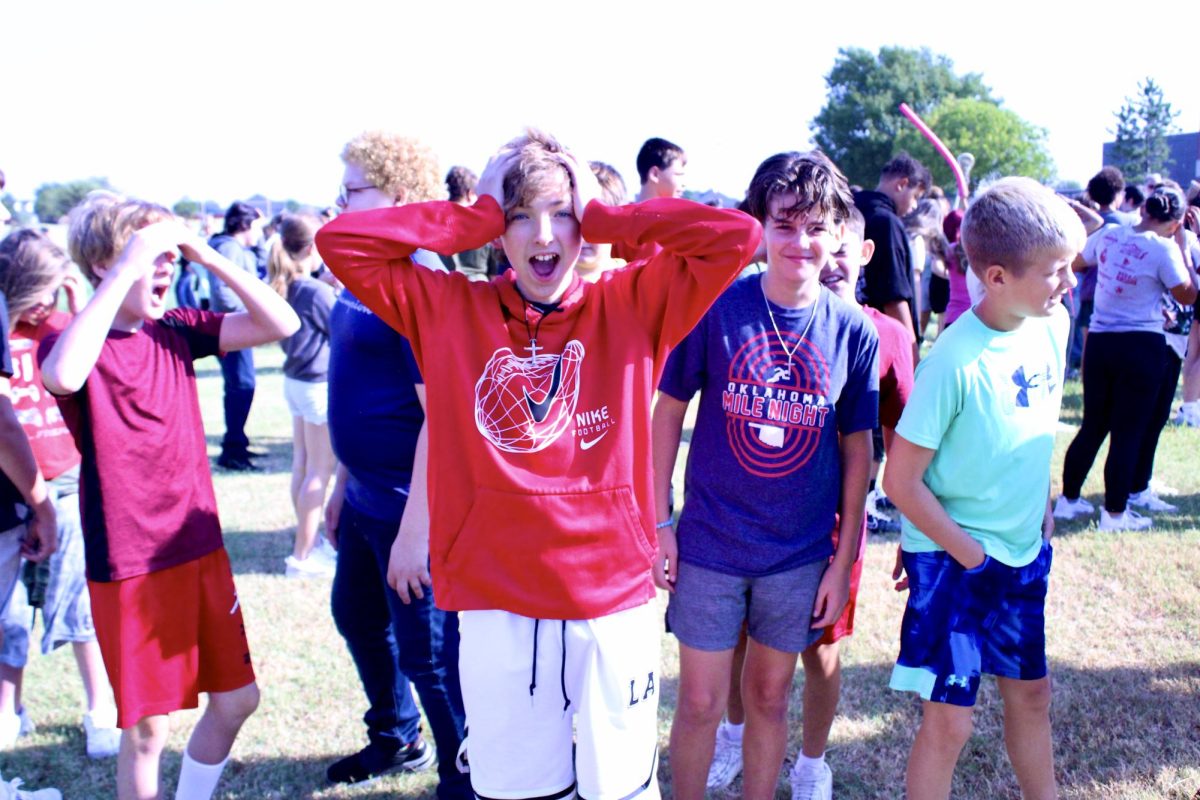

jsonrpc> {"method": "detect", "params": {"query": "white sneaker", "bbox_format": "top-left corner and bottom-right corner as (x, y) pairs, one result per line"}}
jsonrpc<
(706, 721), (743, 790)
(1099, 508), (1152, 532)
(0, 773), (62, 800)
(285, 553), (336, 579)
(790, 760), (833, 800)
(314, 536), (338, 562)
(1053, 495), (1094, 520)
(16, 708), (33, 738)
(1128, 489), (1178, 513)
(83, 706), (121, 759)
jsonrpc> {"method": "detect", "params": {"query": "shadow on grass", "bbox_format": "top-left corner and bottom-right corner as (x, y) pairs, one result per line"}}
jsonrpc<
(207, 437), (293, 476)
(1048, 491), (1200, 538)
(657, 659), (1200, 798)
(224, 528), (297, 576)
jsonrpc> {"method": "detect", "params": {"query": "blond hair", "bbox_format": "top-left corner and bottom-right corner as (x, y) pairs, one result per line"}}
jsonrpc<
(0, 229), (72, 330)
(341, 131), (442, 203)
(267, 214), (321, 297)
(500, 128), (573, 214)
(961, 178), (1086, 276)
(67, 191), (172, 285)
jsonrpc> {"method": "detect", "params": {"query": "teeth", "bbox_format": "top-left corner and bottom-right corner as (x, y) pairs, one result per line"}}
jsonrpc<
(533, 254), (556, 262)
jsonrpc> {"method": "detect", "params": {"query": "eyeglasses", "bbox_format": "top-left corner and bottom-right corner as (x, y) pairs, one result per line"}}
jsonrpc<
(338, 183), (377, 206)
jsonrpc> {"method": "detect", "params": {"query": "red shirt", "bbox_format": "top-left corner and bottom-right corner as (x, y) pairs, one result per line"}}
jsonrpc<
(863, 306), (914, 429)
(41, 308), (226, 582)
(318, 196), (761, 619)
(10, 311), (80, 479)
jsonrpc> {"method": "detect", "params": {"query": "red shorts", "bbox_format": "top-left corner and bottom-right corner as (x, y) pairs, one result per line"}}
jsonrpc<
(817, 517), (868, 646)
(89, 547), (255, 728)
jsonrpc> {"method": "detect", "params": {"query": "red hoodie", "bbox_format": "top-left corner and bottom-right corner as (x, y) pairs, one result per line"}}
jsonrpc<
(317, 195), (760, 619)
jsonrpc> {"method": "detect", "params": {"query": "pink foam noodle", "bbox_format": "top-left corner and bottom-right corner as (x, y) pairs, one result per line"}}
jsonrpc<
(898, 102), (967, 199)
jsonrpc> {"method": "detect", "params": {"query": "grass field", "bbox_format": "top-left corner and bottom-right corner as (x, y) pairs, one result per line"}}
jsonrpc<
(2, 344), (1198, 799)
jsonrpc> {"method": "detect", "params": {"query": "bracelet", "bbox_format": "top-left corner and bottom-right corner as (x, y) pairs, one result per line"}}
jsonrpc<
(655, 519), (674, 529)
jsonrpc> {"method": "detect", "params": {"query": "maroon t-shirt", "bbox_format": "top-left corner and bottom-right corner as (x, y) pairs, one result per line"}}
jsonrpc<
(41, 308), (226, 582)
(863, 306), (914, 429)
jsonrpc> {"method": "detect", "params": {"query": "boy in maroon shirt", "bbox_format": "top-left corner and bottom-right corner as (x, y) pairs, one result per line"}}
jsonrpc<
(40, 193), (298, 800)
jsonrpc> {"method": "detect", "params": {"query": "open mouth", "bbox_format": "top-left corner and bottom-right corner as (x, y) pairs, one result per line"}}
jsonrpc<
(151, 284), (170, 302)
(820, 273), (844, 288)
(529, 253), (559, 280)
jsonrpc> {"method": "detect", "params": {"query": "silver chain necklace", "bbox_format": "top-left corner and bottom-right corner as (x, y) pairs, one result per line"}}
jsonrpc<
(760, 276), (821, 382)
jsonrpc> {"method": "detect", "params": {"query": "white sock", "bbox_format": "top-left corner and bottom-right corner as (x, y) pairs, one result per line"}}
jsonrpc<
(174, 752), (229, 800)
(723, 720), (744, 743)
(792, 751), (825, 776)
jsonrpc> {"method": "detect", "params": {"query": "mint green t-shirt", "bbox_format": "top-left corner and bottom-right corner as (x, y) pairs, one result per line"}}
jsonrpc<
(895, 306), (1068, 567)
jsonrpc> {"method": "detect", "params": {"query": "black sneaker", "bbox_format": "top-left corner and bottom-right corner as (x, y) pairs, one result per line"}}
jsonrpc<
(326, 737), (435, 784)
(874, 494), (897, 514)
(216, 453), (261, 472)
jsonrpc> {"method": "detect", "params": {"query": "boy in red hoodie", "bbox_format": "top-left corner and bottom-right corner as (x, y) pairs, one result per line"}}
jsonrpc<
(317, 129), (760, 799)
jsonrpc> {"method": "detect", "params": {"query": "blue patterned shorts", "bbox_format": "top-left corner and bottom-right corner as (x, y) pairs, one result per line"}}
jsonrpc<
(889, 540), (1052, 707)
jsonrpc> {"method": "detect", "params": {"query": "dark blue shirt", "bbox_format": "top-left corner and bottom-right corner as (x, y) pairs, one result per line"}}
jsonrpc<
(659, 273), (879, 576)
(328, 288), (424, 522)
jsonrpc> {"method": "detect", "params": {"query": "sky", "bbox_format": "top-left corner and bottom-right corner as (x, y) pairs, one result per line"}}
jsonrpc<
(4, 0), (1199, 211)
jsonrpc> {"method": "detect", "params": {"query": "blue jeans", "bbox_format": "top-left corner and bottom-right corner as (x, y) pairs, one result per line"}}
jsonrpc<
(218, 349), (255, 455)
(330, 501), (470, 799)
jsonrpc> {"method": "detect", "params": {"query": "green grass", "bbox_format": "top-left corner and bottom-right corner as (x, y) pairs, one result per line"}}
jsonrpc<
(3, 348), (1199, 799)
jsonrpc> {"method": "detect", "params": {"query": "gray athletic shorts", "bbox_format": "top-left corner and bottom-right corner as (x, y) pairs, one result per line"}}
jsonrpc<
(666, 559), (827, 653)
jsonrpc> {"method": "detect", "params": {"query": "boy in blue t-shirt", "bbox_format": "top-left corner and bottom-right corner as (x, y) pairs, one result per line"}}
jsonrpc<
(883, 178), (1086, 800)
(652, 151), (877, 799)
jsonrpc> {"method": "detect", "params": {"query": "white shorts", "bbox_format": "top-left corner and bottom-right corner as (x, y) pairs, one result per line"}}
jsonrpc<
(459, 602), (662, 800)
(283, 377), (328, 425)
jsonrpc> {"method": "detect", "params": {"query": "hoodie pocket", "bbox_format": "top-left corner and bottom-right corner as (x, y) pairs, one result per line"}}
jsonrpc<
(442, 485), (655, 615)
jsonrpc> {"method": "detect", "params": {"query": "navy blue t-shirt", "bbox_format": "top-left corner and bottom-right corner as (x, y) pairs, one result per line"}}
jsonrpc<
(327, 288), (425, 523)
(659, 273), (879, 576)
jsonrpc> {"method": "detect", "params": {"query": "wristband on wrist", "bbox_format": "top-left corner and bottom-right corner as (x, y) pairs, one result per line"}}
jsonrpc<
(655, 519), (674, 529)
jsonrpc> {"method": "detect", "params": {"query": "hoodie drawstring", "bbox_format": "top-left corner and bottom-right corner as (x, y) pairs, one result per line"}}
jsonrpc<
(529, 619), (572, 713)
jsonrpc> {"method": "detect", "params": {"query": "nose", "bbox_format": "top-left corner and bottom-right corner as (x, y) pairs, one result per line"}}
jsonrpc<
(534, 213), (554, 245)
(1064, 267), (1078, 290)
(335, 196), (347, 211)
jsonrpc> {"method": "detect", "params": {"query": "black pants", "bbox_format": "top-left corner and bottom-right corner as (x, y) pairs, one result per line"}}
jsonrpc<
(1062, 331), (1166, 513)
(1132, 346), (1182, 495)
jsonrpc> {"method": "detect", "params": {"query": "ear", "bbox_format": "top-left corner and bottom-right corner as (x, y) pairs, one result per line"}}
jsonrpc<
(393, 186), (411, 206)
(980, 263), (1008, 289)
(861, 238), (877, 264)
(648, 166), (661, 184)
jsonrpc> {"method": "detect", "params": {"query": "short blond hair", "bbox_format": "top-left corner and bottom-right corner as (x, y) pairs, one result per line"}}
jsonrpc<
(500, 128), (573, 215)
(67, 191), (172, 285)
(341, 131), (442, 203)
(961, 178), (1085, 276)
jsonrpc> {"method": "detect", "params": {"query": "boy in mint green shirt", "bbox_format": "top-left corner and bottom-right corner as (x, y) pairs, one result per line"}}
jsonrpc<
(883, 178), (1086, 800)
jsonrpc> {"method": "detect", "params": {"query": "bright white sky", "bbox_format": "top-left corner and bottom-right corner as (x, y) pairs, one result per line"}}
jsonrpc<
(4, 0), (1198, 210)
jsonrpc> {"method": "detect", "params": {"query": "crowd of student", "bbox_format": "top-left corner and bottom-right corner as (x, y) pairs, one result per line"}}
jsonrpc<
(0, 130), (1194, 800)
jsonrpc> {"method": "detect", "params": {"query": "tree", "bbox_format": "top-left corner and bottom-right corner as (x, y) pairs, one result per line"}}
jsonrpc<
(812, 47), (994, 186)
(173, 198), (201, 218)
(1110, 78), (1179, 182)
(34, 177), (111, 223)
(893, 98), (1055, 190)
